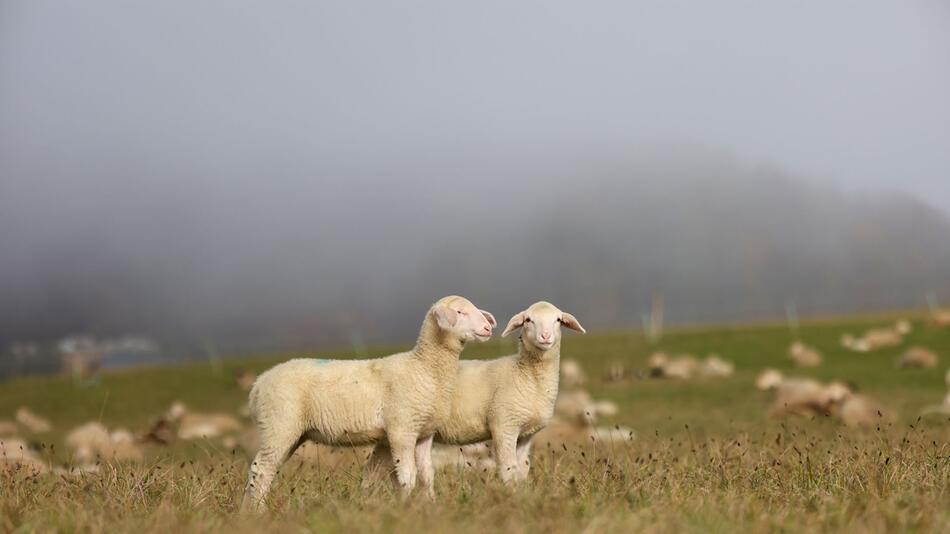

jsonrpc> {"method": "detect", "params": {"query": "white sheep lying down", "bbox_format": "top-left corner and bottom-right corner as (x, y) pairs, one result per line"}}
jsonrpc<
(242, 296), (495, 508)
(364, 301), (586, 484)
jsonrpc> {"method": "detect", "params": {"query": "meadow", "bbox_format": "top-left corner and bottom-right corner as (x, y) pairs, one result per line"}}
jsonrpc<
(1, 312), (949, 533)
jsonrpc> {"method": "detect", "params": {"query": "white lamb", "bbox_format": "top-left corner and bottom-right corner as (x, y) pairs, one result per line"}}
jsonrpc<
(242, 296), (495, 508)
(364, 301), (586, 485)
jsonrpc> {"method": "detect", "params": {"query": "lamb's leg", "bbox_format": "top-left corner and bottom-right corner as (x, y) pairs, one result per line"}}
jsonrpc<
(387, 431), (418, 499)
(514, 436), (533, 481)
(414, 434), (435, 499)
(241, 427), (301, 511)
(492, 428), (520, 484)
(362, 444), (396, 489)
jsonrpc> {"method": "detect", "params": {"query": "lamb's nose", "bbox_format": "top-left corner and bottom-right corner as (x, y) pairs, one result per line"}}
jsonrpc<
(541, 331), (552, 341)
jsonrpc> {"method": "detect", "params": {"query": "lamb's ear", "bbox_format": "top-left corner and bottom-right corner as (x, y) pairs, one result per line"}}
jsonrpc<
(431, 305), (458, 330)
(560, 312), (586, 334)
(480, 310), (497, 327)
(502, 311), (525, 337)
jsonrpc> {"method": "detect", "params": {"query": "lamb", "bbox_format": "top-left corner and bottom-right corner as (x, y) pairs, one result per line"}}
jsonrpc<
(896, 346), (939, 369)
(364, 301), (585, 485)
(15, 407), (51, 433)
(787, 341), (822, 367)
(243, 296), (495, 508)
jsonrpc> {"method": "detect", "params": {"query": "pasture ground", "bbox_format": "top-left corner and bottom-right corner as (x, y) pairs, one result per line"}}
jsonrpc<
(1, 312), (949, 533)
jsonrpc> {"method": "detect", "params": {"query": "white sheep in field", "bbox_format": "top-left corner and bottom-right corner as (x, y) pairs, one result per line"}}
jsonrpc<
(165, 402), (243, 440)
(895, 346), (939, 369)
(559, 359), (588, 389)
(0, 437), (47, 474)
(700, 354), (735, 377)
(65, 421), (143, 462)
(364, 301), (585, 485)
(648, 352), (699, 379)
(243, 296), (495, 508)
(788, 341), (822, 367)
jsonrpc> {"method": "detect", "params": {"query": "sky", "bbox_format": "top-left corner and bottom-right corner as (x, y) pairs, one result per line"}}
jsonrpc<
(0, 1), (949, 359)
(1, 1), (948, 208)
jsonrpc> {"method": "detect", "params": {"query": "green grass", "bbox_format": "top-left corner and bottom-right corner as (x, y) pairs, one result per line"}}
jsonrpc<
(2, 312), (949, 532)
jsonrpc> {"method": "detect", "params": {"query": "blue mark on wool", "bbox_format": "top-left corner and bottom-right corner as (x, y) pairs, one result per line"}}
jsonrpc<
(311, 358), (334, 366)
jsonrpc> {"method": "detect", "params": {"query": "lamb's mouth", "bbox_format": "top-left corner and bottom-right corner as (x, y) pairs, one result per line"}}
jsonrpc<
(473, 332), (492, 341)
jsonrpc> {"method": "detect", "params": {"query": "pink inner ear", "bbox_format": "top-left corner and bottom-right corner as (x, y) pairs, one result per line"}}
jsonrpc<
(434, 306), (458, 327)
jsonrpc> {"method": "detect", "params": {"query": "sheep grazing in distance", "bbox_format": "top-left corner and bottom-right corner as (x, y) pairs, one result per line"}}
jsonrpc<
(840, 326), (904, 353)
(15, 407), (51, 433)
(603, 361), (627, 382)
(896, 346), (939, 369)
(895, 319), (912, 335)
(560, 359), (587, 389)
(430, 442), (495, 472)
(555, 389), (618, 426)
(756, 369), (892, 426)
(931, 310), (950, 328)
(244, 296), (495, 508)
(65, 421), (143, 462)
(534, 386), (635, 448)
(649, 352), (733, 379)
(788, 341), (822, 367)
(235, 370), (256, 391)
(701, 355), (735, 377)
(832, 392), (894, 427)
(648, 352), (699, 379)
(0, 437), (47, 474)
(365, 301), (584, 485)
(755, 369), (836, 418)
(166, 402), (243, 440)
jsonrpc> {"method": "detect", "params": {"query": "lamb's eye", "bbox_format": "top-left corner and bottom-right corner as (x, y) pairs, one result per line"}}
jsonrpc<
(524, 317), (532, 323)
(556, 318), (562, 323)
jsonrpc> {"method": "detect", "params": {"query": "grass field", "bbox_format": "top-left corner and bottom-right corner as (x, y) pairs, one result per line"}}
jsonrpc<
(1, 312), (949, 533)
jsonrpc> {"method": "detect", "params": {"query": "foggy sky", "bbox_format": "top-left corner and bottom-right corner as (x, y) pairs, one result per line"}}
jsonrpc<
(1, 2), (949, 354)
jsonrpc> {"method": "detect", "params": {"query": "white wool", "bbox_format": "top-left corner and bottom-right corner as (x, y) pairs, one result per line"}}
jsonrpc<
(365, 301), (585, 485)
(243, 296), (494, 508)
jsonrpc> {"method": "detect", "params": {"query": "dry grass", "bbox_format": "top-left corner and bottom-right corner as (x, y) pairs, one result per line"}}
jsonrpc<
(2, 313), (949, 532)
(3, 420), (949, 533)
